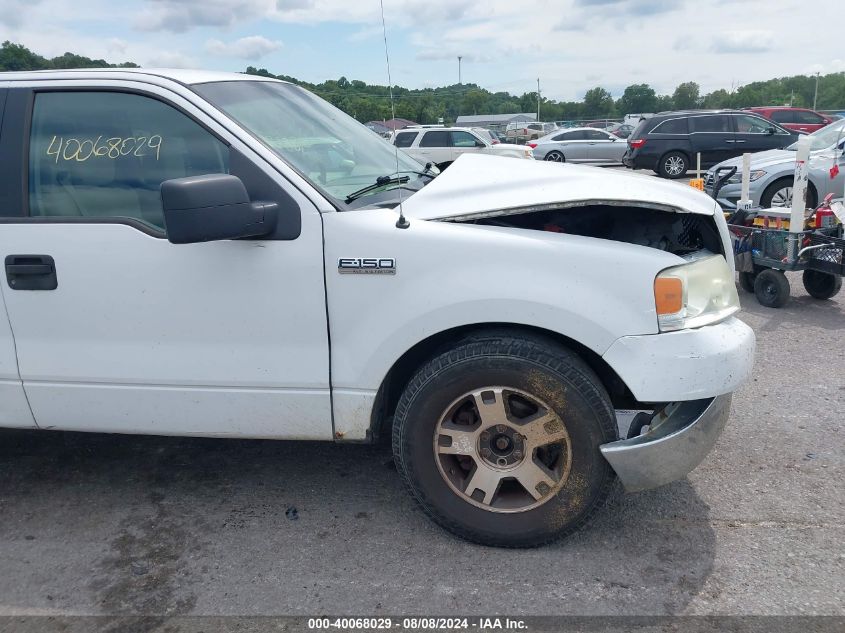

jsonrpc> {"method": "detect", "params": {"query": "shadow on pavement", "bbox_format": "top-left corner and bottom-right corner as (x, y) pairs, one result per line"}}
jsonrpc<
(0, 429), (716, 615)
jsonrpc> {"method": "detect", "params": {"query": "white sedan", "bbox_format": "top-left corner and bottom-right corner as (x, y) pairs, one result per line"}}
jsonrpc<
(531, 127), (628, 164)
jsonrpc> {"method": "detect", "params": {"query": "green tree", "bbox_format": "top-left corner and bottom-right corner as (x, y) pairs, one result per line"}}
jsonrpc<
(583, 87), (614, 117)
(0, 41), (49, 70)
(672, 82), (701, 109)
(655, 95), (674, 111)
(617, 84), (657, 115)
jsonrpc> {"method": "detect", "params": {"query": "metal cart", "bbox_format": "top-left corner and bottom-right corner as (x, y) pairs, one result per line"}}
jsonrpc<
(729, 224), (845, 308)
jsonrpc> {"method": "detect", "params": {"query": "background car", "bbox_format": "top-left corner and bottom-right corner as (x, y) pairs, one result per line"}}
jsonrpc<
(530, 127), (627, 164)
(624, 110), (799, 178)
(705, 118), (845, 209)
(746, 107), (833, 134)
(391, 126), (533, 170)
(505, 122), (557, 143)
(607, 122), (634, 138)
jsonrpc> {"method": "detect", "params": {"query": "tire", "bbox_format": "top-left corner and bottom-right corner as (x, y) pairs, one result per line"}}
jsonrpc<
(760, 178), (817, 209)
(544, 151), (566, 163)
(658, 151), (688, 178)
(391, 332), (618, 548)
(802, 270), (842, 300)
(754, 269), (790, 308)
(738, 271), (756, 293)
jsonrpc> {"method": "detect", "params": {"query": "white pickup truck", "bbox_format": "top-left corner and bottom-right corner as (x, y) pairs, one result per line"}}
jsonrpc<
(0, 69), (755, 547)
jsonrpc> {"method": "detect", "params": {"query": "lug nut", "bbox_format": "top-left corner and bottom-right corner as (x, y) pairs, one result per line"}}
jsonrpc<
(513, 450), (523, 459)
(480, 448), (491, 458)
(480, 432), (490, 441)
(496, 425), (506, 433)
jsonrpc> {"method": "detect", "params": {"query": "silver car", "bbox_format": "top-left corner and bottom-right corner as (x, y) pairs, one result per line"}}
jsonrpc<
(706, 119), (845, 209)
(531, 127), (627, 164)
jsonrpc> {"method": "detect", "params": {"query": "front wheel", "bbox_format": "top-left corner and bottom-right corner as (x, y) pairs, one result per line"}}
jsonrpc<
(392, 333), (618, 547)
(544, 151), (566, 162)
(658, 152), (688, 178)
(802, 270), (842, 300)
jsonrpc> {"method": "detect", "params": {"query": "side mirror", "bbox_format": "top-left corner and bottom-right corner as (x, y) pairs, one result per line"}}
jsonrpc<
(765, 127), (775, 135)
(161, 174), (278, 244)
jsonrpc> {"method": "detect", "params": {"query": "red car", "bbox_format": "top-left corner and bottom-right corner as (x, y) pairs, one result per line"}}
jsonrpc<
(746, 107), (832, 133)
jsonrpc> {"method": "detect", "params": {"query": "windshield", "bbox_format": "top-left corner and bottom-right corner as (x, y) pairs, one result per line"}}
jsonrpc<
(788, 119), (845, 152)
(194, 80), (426, 207)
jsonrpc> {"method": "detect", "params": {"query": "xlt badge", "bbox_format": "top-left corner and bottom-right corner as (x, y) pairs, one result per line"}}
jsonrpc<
(338, 258), (396, 275)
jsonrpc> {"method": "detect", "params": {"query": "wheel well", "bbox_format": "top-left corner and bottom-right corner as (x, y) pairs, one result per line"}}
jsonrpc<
(763, 176), (817, 207)
(369, 323), (636, 442)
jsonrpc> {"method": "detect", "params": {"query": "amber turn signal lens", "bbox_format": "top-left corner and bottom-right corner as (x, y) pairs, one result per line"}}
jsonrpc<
(654, 277), (683, 315)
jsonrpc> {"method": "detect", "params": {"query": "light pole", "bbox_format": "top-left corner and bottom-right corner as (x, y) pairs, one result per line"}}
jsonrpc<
(813, 72), (820, 111)
(537, 78), (541, 122)
(458, 56), (462, 85)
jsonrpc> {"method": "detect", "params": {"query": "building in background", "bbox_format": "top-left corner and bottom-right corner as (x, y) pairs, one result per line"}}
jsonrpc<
(455, 113), (537, 133)
(366, 118), (418, 137)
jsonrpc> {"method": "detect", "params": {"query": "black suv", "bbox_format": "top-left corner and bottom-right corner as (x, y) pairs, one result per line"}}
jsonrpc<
(623, 110), (798, 178)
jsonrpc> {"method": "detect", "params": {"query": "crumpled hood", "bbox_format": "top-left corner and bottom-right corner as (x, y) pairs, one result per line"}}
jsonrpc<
(399, 153), (718, 220)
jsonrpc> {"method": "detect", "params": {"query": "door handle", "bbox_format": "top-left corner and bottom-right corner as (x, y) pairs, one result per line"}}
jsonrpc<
(734, 140), (746, 143)
(5, 255), (58, 290)
(725, 140), (735, 143)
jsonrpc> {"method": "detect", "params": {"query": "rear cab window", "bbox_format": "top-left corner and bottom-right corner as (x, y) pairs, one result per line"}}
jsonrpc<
(769, 110), (794, 124)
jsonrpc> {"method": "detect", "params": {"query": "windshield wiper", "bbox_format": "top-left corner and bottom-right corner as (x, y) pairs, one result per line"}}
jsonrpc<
(345, 174), (410, 203)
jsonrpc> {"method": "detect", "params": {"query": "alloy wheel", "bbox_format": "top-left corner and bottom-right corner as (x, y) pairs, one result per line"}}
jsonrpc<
(664, 155), (685, 176)
(433, 387), (572, 513)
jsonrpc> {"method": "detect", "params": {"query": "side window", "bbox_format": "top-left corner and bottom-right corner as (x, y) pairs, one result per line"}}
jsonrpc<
(651, 118), (688, 134)
(451, 131), (481, 148)
(769, 110), (794, 123)
(561, 131), (587, 141)
(690, 115), (731, 133)
(796, 110), (824, 124)
(28, 91), (229, 231)
(584, 129), (609, 140)
(420, 130), (450, 147)
(393, 131), (417, 148)
(734, 115), (772, 134)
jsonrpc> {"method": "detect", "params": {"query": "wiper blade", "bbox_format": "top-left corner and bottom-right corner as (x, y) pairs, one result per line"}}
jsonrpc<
(345, 175), (410, 203)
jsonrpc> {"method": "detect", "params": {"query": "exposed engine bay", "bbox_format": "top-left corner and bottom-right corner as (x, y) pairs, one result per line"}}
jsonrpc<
(455, 203), (725, 257)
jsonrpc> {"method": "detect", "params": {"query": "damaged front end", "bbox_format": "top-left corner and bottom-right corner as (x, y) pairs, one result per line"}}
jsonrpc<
(442, 201), (726, 258)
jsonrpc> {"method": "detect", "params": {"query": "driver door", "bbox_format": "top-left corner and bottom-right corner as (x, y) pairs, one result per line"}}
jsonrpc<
(0, 84), (332, 438)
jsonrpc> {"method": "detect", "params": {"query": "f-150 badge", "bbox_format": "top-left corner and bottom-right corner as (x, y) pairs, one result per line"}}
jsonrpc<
(338, 258), (396, 274)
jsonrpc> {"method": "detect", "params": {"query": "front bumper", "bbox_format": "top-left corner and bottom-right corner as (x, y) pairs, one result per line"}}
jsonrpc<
(602, 317), (755, 403)
(704, 180), (755, 210)
(600, 394), (731, 492)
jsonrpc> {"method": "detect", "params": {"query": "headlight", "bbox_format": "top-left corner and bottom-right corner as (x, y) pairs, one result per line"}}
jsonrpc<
(653, 255), (739, 332)
(728, 170), (766, 184)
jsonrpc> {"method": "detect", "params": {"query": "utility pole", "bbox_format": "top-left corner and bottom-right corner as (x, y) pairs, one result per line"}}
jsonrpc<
(537, 78), (541, 122)
(458, 56), (462, 85)
(813, 72), (820, 111)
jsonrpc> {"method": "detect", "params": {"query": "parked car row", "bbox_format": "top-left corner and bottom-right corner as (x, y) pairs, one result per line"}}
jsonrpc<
(529, 127), (627, 164)
(624, 109), (799, 178)
(705, 118), (845, 210)
(391, 126), (533, 170)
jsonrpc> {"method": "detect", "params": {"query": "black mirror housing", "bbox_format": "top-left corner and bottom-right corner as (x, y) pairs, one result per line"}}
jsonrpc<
(161, 174), (278, 244)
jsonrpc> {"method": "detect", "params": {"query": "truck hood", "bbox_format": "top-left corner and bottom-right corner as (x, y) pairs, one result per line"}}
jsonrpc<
(400, 153), (718, 220)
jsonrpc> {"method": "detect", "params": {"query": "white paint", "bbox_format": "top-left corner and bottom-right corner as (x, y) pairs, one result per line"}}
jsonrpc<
(602, 317), (755, 402)
(399, 153), (722, 221)
(0, 223), (332, 437)
(26, 382), (330, 439)
(791, 135), (813, 234)
(0, 287), (35, 428)
(740, 152), (752, 202)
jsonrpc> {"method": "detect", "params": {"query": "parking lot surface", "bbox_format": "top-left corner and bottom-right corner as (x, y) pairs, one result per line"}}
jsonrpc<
(0, 278), (842, 618)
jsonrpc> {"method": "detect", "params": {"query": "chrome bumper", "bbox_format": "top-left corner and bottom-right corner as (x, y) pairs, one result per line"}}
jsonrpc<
(599, 394), (732, 492)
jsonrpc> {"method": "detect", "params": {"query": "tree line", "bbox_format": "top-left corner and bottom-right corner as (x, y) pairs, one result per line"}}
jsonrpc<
(2, 41), (844, 124)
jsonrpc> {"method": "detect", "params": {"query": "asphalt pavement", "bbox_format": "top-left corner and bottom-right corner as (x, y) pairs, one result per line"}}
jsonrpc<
(0, 276), (842, 622)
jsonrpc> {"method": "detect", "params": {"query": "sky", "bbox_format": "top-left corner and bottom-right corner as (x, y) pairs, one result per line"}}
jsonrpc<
(1, 0), (843, 102)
